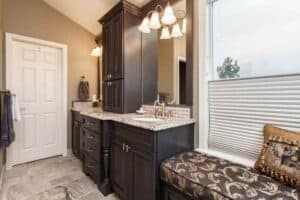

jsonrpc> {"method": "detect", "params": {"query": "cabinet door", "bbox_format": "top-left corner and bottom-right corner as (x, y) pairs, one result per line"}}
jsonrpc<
(112, 80), (123, 113)
(103, 23), (113, 82)
(111, 139), (131, 200)
(131, 150), (155, 200)
(112, 13), (123, 80)
(103, 82), (112, 112)
(72, 120), (81, 158)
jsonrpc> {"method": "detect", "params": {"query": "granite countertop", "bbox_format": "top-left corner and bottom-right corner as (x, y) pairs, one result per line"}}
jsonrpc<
(72, 109), (195, 131)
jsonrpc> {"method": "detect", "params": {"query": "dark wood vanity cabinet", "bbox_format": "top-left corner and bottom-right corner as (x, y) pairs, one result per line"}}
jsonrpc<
(72, 111), (82, 159)
(110, 122), (194, 200)
(100, 1), (142, 113)
(81, 115), (112, 195)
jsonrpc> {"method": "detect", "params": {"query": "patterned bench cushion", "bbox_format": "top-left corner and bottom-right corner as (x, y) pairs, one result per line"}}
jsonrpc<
(160, 151), (300, 200)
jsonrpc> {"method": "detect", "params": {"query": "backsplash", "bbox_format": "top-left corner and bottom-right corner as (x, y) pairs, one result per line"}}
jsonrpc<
(72, 101), (102, 112)
(142, 105), (191, 119)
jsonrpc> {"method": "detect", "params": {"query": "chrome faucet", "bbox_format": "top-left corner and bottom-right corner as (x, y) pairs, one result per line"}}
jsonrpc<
(153, 95), (166, 118)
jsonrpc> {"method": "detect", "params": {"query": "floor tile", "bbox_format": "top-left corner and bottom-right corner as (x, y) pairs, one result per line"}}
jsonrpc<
(0, 156), (119, 200)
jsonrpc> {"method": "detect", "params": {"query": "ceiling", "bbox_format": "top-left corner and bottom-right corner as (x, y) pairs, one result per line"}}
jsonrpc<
(43, 0), (152, 36)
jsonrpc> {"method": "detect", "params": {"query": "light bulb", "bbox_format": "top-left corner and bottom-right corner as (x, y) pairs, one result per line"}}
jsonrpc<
(149, 11), (161, 29)
(182, 18), (187, 34)
(160, 27), (171, 40)
(138, 17), (151, 33)
(171, 23), (183, 38)
(161, 3), (177, 25)
(91, 46), (102, 57)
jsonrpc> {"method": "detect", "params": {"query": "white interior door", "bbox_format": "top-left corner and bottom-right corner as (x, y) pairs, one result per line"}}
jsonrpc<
(10, 40), (63, 165)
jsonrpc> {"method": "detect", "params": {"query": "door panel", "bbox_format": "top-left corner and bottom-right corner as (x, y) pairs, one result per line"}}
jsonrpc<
(112, 14), (123, 80)
(23, 114), (36, 149)
(112, 80), (123, 113)
(103, 82), (112, 111)
(111, 140), (130, 200)
(103, 24), (111, 82)
(131, 150), (155, 200)
(11, 41), (63, 166)
(23, 67), (36, 102)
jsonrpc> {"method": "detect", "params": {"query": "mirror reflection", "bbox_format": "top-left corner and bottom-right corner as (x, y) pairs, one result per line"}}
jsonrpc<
(157, 0), (186, 105)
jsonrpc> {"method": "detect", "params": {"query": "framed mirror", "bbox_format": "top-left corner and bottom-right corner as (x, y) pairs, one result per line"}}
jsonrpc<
(141, 0), (193, 107)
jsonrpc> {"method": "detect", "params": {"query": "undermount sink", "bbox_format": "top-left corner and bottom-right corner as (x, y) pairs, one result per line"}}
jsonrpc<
(133, 117), (163, 123)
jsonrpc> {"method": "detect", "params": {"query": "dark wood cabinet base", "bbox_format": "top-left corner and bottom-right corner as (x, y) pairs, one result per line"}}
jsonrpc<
(72, 111), (194, 199)
(161, 182), (193, 200)
(110, 122), (194, 200)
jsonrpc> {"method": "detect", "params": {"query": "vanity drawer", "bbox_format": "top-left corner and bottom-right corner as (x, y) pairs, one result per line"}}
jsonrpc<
(82, 128), (99, 145)
(112, 123), (155, 153)
(83, 155), (100, 179)
(84, 140), (100, 161)
(82, 116), (101, 133)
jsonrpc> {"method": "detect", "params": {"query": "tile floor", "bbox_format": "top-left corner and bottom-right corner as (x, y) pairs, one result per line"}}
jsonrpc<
(0, 155), (119, 200)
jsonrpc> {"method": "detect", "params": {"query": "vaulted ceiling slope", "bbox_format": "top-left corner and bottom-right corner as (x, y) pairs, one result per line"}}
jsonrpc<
(43, 0), (152, 35)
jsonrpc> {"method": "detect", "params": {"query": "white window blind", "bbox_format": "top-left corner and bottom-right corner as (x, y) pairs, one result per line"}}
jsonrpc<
(208, 74), (300, 161)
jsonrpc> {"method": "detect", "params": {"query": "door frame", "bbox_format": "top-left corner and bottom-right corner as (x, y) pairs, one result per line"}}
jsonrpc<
(175, 56), (186, 104)
(5, 33), (68, 169)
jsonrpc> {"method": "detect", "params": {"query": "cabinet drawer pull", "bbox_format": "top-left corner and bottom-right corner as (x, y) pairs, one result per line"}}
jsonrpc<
(86, 147), (94, 153)
(86, 122), (95, 126)
(86, 135), (95, 140)
(87, 163), (95, 169)
(122, 143), (126, 151)
(125, 145), (131, 152)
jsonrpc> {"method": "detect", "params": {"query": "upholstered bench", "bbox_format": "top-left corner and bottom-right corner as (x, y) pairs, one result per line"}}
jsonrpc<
(160, 151), (300, 200)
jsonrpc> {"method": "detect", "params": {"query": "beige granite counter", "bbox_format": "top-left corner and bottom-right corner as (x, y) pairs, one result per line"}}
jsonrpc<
(72, 109), (195, 131)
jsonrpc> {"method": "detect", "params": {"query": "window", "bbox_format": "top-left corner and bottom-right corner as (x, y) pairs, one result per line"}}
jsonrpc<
(212, 0), (300, 80)
(205, 0), (300, 165)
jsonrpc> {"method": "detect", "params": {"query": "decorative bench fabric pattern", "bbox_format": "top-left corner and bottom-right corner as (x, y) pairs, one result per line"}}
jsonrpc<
(160, 151), (300, 200)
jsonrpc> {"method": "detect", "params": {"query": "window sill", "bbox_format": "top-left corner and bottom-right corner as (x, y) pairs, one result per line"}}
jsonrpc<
(195, 148), (256, 167)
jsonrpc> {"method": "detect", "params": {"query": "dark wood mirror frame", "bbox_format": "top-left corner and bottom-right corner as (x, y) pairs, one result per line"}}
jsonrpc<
(141, 0), (194, 107)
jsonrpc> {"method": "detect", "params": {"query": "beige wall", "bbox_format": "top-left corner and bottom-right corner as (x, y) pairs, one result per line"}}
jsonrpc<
(157, 35), (186, 102)
(3, 0), (98, 148)
(158, 36), (174, 101)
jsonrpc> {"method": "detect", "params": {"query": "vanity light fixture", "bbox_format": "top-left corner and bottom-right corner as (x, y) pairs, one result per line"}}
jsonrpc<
(91, 46), (102, 57)
(149, 10), (161, 29)
(171, 23), (183, 38)
(161, 2), (177, 25)
(138, 17), (151, 33)
(138, 2), (186, 40)
(160, 27), (171, 40)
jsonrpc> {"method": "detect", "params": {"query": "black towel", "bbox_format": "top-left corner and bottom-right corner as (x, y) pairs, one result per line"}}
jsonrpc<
(78, 81), (89, 100)
(0, 94), (15, 148)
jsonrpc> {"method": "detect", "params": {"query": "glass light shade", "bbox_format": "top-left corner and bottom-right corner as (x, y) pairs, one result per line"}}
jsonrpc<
(160, 27), (171, 40)
(149, 11), (161, 29)
(182, 18), (187, 34)
(171, 23), (183, 38)
(91, 46), (102, 57)
(138, 17), (151, 33)
(161, 3), (177, 25)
